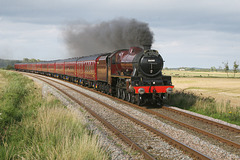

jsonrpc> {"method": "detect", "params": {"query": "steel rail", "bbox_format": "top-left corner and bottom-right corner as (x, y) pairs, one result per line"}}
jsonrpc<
(29, 74), (155, 160)
(61, 79), (240, 149)
(30, 72), (240, 149)
(113, 95), (240, 149)
(29, 74), (212, 160)
(148, 108), (240, 149)
(162, 106), (240, 133)
(59, 78), (240, 149)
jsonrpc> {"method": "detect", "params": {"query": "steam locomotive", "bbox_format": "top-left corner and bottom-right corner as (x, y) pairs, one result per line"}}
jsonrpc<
(15, 46), (174, 106)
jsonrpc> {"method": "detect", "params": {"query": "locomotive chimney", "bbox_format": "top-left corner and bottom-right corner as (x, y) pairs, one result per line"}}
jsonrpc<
(143, 45), (151, 50)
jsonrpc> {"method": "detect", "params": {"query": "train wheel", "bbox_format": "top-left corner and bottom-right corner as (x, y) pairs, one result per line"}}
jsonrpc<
(88, 81), (91, 87)
(98, 83), (102, 91)
(105, 85), (110, 94)
(122, 90), (126, 100)
(100, 83), (104, 92)
(136, 95), (145, 106)
(126, 92), (131, 102)
(102, 83), (106, 93)
(131, 93), (136, 104)
(117, 88), (121, 99)
(103, 84), (106, 93)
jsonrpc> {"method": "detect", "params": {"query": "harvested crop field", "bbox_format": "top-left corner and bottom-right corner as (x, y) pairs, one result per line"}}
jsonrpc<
(172, 77), (240, 107)
(163, 70), (240, 78)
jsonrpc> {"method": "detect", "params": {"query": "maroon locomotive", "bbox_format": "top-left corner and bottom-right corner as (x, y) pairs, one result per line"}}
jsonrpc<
(15, 46), (174, 106)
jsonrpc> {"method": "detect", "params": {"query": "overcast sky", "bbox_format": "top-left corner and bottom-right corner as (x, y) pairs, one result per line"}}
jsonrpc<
(0, 0), (239, 68)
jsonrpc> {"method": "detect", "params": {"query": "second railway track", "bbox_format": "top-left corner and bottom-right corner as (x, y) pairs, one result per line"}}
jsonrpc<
(24, 72), (240, 159)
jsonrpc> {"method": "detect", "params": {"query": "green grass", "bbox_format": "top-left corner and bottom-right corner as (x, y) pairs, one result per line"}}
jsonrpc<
(0, 70), (109, 159)
(168, 90), (240, 125)
(0, 70), (36, 133)
(0, 73), (7, 92)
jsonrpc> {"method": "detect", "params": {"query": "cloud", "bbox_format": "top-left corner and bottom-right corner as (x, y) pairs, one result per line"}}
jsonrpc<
(0, 19), (67, 60)
(151, 27), (240, 68)
(0, 0), (240, 68)
(1, 0), (240, 32)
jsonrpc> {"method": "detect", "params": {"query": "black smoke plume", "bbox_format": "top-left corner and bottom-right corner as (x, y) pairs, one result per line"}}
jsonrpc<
(63, 18), (154, 56)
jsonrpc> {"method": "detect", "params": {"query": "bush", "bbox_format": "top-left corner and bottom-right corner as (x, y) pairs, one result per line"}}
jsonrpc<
(5, 65), (14, 70)
(0, 71), (35, 136)
(168, 90), (240, 125)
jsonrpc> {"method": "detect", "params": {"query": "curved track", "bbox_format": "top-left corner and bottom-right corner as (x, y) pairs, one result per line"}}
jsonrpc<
(74, 78), (240, 149)
(25, 73), (212, 160)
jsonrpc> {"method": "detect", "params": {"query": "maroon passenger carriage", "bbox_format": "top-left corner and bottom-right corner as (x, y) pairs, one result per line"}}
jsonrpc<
(15, 46), (174, 106)
(64, 58), (78, 82)
(76, 55), (100, 87)
(55, 60), (65, 79)
(47, 61), (56, 77)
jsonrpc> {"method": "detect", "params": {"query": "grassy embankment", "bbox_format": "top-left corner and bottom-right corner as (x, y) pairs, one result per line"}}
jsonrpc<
(0, 70), (109, 159)
(168, 90), (240, 125)
(164, 70), (240, 126)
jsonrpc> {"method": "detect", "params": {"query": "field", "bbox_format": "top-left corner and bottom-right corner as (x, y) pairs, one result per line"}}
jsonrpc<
(163, 70), (240, 78)
(162, 70), (240, 125)
(171, 77), (240, 107)
(163, 70), (240, 107)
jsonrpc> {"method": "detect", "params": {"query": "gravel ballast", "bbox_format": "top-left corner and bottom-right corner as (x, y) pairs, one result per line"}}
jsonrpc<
(28, 74), (240, 160)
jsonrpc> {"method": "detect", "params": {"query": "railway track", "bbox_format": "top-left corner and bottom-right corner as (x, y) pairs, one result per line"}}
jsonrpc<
(110, 97), (240, 149)
(22, 72), (240, 159)
(67, 76), (240, 149)
(153, 107), (240, 147)
(25, 73), (213, 160)
(161, 106), (240, 133)
(70, 78), (240, 149)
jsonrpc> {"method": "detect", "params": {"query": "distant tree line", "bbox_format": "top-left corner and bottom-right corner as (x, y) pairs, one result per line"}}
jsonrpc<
(164, 60), (239, 77)
(0, 58), (41, 70)
(0, 59), (21, 69)
(22, 58), (40, 63)
(221, 61), (239, 77)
